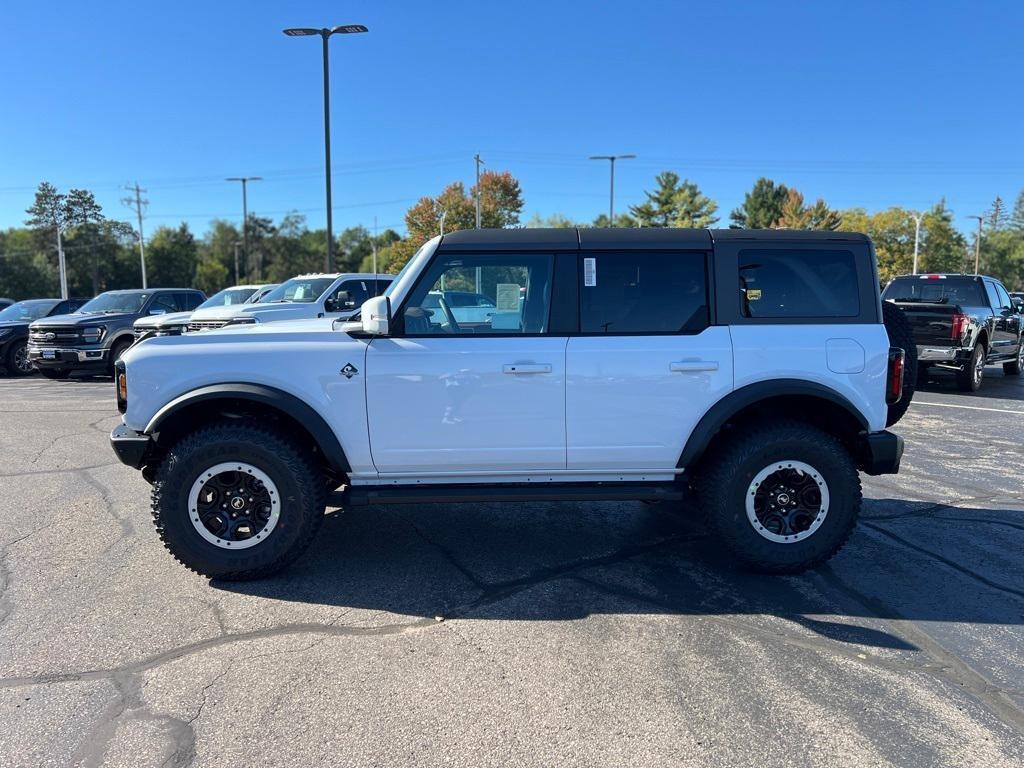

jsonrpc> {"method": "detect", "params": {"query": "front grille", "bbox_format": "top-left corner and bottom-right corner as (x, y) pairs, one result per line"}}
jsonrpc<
(29, 327), (83, 346)
(133, 328), (147, 341)
(187, 320), (228, 332)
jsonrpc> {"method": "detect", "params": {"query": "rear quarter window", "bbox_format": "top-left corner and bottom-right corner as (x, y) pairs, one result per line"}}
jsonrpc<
(739, 249), (859, 319)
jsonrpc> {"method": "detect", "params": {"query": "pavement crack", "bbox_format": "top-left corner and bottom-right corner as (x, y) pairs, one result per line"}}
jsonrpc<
(860, 521), (1024, 601)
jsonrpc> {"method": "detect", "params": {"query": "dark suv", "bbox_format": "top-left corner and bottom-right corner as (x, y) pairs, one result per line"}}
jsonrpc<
(28, 288), (205, 378)
(0, 298), (90, 376)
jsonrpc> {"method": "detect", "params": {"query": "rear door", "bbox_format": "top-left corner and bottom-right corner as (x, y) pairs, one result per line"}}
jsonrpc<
(986, 280), (1019, 357)
(566, 233), (733, 470)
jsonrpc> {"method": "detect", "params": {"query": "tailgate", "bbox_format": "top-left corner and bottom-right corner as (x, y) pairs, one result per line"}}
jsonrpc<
(891, 302), (956, 346)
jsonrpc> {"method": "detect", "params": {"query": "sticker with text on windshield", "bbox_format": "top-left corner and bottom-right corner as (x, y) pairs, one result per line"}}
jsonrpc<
(746, 288), (762, 300)
(583, 257), (597, 287)
(495, 284), (521, 311)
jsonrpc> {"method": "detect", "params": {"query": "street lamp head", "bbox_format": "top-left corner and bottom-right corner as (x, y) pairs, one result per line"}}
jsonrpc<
(331, 24), (368, 34)
(283, 28), (320, 36)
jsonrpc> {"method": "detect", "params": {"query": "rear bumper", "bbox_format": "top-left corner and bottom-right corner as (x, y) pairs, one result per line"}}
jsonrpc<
(110, 424), (152, 469)
(917, 345), (971, 365)
(859, 430), (904, 475)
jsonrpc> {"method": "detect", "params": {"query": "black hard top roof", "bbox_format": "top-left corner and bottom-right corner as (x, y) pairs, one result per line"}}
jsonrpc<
(438, 227), (868, 251)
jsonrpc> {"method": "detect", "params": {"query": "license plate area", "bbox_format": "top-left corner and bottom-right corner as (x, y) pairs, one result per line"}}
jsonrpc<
(42, 350), (56, 360)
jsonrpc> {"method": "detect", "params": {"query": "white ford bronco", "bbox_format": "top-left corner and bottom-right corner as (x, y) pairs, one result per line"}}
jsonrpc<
(111, 228), (906, 580)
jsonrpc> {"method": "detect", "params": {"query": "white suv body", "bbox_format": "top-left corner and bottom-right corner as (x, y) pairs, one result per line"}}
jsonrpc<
(111, 229), (905, 580)
(185, 273), (391, 332)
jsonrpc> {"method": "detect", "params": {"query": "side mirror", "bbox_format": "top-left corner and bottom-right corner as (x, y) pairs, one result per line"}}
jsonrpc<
(325, 290), (353, 313)
(361, 295), (390, 336)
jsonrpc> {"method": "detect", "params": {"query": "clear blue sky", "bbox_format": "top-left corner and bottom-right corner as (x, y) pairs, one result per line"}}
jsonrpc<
(1, 1), (1021, 238)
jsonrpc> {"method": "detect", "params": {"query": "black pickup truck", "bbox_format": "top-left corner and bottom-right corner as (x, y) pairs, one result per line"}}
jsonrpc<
(27, 288), (205, 378)
(882, 274), (1023, 391)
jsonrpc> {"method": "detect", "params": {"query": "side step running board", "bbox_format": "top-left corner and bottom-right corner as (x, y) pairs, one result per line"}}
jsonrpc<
(331, 482), (686, 507)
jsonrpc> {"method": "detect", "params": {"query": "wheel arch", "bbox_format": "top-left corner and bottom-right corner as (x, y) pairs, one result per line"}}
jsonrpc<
(678, 380), (869, 470)
(145, 383), (350, 477)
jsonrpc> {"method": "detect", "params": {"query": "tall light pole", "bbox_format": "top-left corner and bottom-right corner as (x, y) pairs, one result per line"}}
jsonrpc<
(910, 212), (924, 275)
(969, 215), (984, 275)
(232, 241), (243, 284)
(283, 24), (368, 273)
(589, 154), (636, 225)
(226, 176), (261, 277)
(474, 153), (485, 229)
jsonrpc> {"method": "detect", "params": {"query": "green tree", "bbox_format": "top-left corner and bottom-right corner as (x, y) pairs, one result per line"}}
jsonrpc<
(986, 196), (1007, 230)
(526, 212), (576, 228)
(194, 254), (230, 294)
(590, 213), (637, 228)
(630, 171), (718, 228)
(25, 182), (107, 296)
(730, 177), (789, 229)
(776, 189), (842, 230)
(1007, 190), (1024, 230)
(981, 229), (1024, 289)
(146, 224), (198, 287)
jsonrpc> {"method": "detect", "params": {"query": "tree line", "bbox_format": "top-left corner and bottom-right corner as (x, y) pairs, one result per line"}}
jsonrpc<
(2, 174), (1023, 300)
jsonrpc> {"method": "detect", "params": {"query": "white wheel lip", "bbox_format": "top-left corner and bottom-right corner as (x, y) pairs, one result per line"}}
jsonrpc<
(187, 462), (280, 550)
(745, 460), (830, 544)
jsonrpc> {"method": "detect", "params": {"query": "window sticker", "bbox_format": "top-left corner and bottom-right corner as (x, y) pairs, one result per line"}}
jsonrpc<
(584, 257), (597, 287)
(495, 283), (521, 311)
(746, 288), (762, 301)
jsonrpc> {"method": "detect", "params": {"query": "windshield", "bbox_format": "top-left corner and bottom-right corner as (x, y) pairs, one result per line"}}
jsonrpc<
(260, 277), (336, 304)
(198, 287), (257, 310)
(384, 237), (440, 300)
(245, 285), (277, 303)
(0, 300), (59, 322)
(78, 292), (149, 314)
(883, 277), (986, 306)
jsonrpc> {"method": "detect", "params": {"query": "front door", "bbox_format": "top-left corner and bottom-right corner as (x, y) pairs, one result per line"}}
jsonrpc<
(366, 250), (567, 476)
(566, 250), (733, 470)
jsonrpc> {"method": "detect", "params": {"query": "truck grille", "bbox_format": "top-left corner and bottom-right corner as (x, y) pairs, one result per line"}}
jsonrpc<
(29, 327), (84, 346)
(187, 320), (229, 332)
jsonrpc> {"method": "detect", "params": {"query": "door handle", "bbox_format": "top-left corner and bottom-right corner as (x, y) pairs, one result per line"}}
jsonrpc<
(503, 363), (552, 375)
(670, 360), (718, 373)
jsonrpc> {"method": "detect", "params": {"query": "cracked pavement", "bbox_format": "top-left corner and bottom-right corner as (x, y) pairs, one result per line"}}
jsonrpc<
(0, 369), (1022, 767)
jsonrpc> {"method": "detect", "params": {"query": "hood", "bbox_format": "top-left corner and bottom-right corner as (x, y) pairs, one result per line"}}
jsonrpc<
(133, 311), (193, 330)
(30, 312), (128, 328)
(186, 301), (323, 323)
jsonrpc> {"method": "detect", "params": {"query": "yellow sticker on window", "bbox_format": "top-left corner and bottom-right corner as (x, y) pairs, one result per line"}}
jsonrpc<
(746, 288), (762, 300)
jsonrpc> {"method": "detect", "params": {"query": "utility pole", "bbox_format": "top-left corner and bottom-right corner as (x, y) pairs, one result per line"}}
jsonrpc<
(371, 215), (378, 286)
(226, 177), (261, 277)
(910, 212), (924, 275)
(969, 215), (984, 275)
(122, 182), (149, 289)
(474, 153), (485, 229)
(233, 241), (242, 284)
(56, 227), (68, 300)
(589, 154), (636, 225)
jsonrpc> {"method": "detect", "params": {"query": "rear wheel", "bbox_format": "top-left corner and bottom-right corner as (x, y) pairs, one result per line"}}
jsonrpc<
(5, 340), (33, 376)
(151, 421), (326, 580)
(882, 301), (917, 426)
(694, 421), (861, 574)
(1004, 342), (1022, 376)
(956, 343), (985, 392)
(39, 368), (70, 380)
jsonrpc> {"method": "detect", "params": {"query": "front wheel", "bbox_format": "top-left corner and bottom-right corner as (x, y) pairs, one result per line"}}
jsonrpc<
(151, 421), (326, 580)
(5, 340), (34, 376)
(694, 421), (861, 574)
(956, 343), (985, 392)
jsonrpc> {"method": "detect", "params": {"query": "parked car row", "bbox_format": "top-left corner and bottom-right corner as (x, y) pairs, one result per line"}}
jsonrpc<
(1, 272), (392, 378)
(882, 273), (1024, 392)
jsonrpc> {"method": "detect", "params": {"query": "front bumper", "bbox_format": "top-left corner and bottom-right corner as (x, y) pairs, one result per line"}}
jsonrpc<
(27, 345), (108, 367)
(110, 424), (152, 469)
(859, 430), (904, 475)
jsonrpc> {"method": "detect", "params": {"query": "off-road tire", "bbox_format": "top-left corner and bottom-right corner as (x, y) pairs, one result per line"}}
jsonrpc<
(39, 368), (70, 379)
(151, 420), (326, 580)
(956, 342), (985, 392)
(882, 301), (917, 426)
(5, 340), (32, 377)
(1003, 342), (1022, 376)
(694, 420), (862, 574)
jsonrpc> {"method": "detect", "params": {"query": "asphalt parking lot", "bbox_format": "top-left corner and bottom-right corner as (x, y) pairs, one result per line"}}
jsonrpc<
(0, 367), (1021, 768)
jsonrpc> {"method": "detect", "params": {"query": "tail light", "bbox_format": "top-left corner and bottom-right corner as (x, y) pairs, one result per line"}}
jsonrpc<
(950, 312), (969, 340)
(887, 347), (905, 404)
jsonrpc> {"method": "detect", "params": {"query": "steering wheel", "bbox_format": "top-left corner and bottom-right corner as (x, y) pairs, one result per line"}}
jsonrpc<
(437, 296), (462, 333)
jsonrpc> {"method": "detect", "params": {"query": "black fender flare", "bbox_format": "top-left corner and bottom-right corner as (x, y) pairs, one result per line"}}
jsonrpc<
(677, 379), (869, 469)
(145, 383), (350, 474)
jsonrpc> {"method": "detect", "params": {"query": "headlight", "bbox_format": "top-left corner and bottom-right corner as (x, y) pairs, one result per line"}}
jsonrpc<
(227, 317), (259, 326)
(82, 326), (105, 343)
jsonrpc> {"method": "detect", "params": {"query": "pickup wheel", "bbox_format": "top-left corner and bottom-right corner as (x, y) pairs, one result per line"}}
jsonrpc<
(694, 421), (861, 574)
(956, 343), (985, 392)
(151, 421), (326, 580)
(1004, 342), (1022, 376)
(108, 338), (133, 376)
(5, 340), (33, 376)
(882, 301), (917, 426)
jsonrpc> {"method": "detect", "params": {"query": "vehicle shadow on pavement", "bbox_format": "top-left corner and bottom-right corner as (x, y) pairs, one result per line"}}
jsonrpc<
(916, 367), (1024, 400)
(213, 496), (1024, 653)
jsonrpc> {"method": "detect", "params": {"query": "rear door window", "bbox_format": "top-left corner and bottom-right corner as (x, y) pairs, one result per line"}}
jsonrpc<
(739, 249), (859, 319)
(579, 252), (708, 334)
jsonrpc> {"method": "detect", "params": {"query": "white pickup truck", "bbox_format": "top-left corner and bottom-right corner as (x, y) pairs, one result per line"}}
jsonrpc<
(111, 228), (906, 580)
